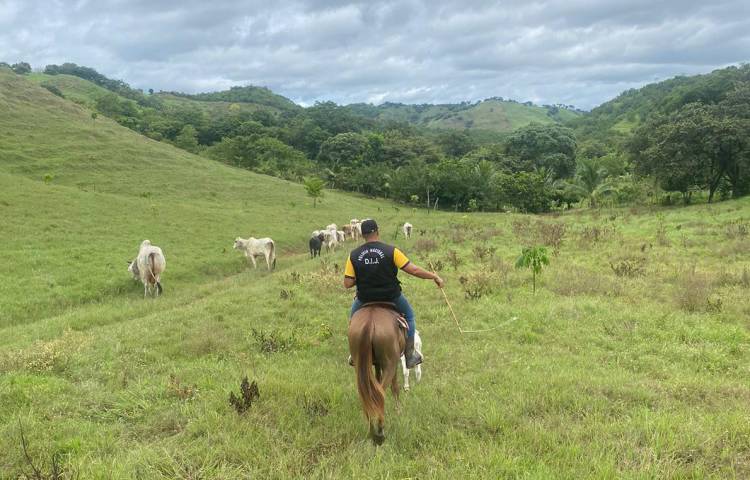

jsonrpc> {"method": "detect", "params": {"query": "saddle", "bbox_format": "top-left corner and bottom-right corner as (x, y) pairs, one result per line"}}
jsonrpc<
(360, 302), (409, 333)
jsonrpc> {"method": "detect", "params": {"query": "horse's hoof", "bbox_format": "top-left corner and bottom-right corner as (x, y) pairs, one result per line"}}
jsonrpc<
(373, 434), (385, 446)
(404, 385), (410, 392)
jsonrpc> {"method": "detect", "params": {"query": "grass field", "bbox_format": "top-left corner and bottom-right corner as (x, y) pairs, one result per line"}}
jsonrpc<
(1, 69), (750, 478)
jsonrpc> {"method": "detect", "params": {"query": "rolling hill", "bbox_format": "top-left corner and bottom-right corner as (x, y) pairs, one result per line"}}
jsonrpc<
(570, 64), (750, 143)
(1, 66), (750, 478)
(346, 99), (581, 136)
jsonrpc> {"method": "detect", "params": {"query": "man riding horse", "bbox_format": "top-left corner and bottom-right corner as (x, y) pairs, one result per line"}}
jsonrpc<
(344, 219), (444, 368)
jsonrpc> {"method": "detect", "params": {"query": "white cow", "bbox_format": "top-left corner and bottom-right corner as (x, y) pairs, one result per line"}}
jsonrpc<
(326, 223), (337, 232)
(128, 239), (166, 297)
(401, 330), (422, 391)
(336, 230), (346, 243)
(234, 237), (276, 270)
(403, 222), (413, 239)
(322, 229), (339, 252)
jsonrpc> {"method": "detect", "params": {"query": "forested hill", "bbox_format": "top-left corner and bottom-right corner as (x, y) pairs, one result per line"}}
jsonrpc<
(345, 98), (582, 134)
(168, 85), (300, 112)
(570, 64), (750, 144)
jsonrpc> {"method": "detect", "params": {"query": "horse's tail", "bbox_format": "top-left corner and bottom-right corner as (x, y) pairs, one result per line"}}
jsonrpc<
(356, 315), (385, 424)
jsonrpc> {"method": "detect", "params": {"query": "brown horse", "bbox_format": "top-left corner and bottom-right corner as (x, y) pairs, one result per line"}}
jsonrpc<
(348, 304), (406, 445)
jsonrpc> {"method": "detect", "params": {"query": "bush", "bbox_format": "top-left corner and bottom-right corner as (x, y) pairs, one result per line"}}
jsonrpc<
(229, 376), (259, 414)
(472, 244), (496, 261)
(676, 271), (719, 313)
(41, 83), (65, 98)
(459, 271), (495, 299)
(446, 250), (463, 271)
(725, 220), (749, 239)
(414, 238), (438, 255)
(250, 328), (298, 354)
(537, 221), (566, 253)
(610, 256), (646, 277)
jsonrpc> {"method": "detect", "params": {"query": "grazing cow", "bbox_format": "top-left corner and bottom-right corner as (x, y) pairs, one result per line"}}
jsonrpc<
(322, 229), (339, 252)
(233, 237), (276, 270)
(343, 224), (354, 240)
(309, 235), (322, 258)
(401, 330), (422, 391)
(403, 222), (413, 239)
(128, 239), (166, 297)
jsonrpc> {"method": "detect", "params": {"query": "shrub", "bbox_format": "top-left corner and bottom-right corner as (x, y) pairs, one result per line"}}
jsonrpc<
(676, 271), (719, 313)
(229, 376), (259, 414)
(610, 256), (646, 277)
(301, 393), (330, 418)
(250, 328), (297, 354)
(578, 224), (615, 244)
(537, 221), (566, 254)
(414, 238), (438, 255)
(472, 244), (496, 262)
(41, 83), (65, 98)
(446, 250), (463, 271)
(459, 271), (495, 299)
(725, 220), (749, 239)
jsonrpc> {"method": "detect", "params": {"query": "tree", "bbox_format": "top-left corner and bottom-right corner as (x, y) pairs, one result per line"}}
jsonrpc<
(436, 130), (476, 158)
(515, 246), (550, 293)
(303, 177), (326, 208)
(316, 132), (370, 186)
(556, 157), (616, 208)
(11, 62), (31, 74)
(172, 125), (200, 153)
(630, 102), (749, 202)
(504, 123), (577, 179)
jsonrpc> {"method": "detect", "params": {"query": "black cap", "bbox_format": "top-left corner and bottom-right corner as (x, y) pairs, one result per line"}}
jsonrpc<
(361, 219), (378, 235)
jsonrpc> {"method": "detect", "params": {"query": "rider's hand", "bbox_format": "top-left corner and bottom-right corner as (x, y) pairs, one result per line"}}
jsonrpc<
(434, 275), (445, 288)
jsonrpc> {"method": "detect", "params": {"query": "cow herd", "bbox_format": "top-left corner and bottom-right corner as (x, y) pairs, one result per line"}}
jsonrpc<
(126, 219), (414, 297)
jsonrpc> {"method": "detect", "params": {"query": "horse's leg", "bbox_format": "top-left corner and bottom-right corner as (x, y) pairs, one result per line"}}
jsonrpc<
(375, 364), (382, 383)
(415, 364), (422, 383)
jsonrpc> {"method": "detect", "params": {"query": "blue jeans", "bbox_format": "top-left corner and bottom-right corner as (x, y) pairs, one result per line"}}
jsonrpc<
(350, 294), (416, 338)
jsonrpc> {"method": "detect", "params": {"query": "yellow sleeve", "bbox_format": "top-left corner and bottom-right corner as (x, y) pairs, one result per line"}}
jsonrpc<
(344, 257), (356, 278)
(393, 248), (410, 269)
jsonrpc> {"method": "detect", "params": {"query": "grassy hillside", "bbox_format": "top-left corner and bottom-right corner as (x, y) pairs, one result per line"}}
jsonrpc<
(570, 64), (750, 143)
(347, 99), (580, 135)
(1, 68), (750, 478)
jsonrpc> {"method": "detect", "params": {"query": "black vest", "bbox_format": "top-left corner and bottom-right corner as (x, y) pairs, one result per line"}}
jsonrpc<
(350, 241), (402, 302)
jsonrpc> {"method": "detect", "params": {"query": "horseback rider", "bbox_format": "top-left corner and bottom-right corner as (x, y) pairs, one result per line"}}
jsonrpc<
(344, 219), (444, 368)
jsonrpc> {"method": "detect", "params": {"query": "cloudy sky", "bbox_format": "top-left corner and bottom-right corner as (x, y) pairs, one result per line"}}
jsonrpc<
(1, 0), (748, 109)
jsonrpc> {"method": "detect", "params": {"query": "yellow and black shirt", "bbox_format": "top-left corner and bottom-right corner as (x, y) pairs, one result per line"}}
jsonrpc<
(344, 241), (410, 302)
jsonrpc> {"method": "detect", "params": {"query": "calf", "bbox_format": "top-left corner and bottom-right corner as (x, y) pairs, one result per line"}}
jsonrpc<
(403, 222), (413, 239)
(309, 235), (322, 258)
